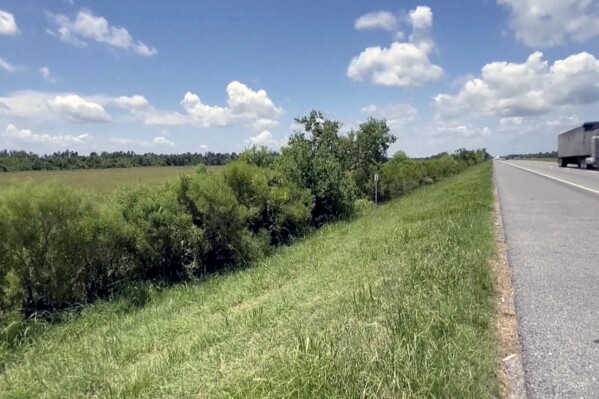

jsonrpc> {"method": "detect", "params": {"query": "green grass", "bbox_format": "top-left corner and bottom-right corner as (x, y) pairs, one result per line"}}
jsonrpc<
(0, 166), (223, 194)
(0, 163), (498, 398)
(522, 158), (556, 162)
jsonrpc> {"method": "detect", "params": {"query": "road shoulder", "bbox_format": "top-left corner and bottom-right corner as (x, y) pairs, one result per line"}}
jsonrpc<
(493, 181), (526, 399)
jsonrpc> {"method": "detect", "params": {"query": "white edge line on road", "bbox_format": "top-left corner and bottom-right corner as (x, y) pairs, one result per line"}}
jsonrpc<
(499, 161), (599, 196)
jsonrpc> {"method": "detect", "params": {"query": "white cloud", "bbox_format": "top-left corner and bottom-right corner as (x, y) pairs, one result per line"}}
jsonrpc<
(182, 92), (232, 128)
(153, 136), (175, 147)
(50, 10), (157, 56)
(498, 0), (599, 47)
(0, 57), (18, 73)
(418, 121), (493, 151)
(179, 81), (282, 129)
(3, 124), (89, 146)
(109, 136), (175, 152)
(226, 81), (282, 120)
(355, 11), (398, 32)
(348, 42), (442, 86)
(0, 10), (19, 36)
(360, 103), (418, 128)
(434, 52), (599, 121)
(348, 6), (442, 87)
(409, 6), (433, 30)
(246, 130), (280, 148)
(39, 67), (57, 83)
(111, 95), (149, 109)
(48, 94), (111, 123)
(0, 91), (56, 120)
(0, 82), (281, 135)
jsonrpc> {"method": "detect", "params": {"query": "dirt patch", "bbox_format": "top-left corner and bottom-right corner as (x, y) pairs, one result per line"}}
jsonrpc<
(493, 187), (523, 398)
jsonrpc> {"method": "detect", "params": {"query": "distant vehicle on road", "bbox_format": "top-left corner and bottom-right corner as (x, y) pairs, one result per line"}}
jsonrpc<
(557, 122), (599, 168)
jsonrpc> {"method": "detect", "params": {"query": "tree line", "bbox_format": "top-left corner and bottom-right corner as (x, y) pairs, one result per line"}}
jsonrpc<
(0, 150), (238, 172)
(503, 150), (557, 160)
(0, 111), (490, 345)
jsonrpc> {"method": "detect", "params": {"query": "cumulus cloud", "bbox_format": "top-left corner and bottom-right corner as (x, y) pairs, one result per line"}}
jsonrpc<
(361, 103), (418, 128)
(498, 0), (599, 47)
(434, 51), (599, 120)
(0, 57), (18, 73)
(226, 81), (282, 120)
(49, 10), (157, 56)
(246, 130), (280, 148)
(3, 124), (89, 146)
(152, 136), (175, 146)
(355, 11), (398, 31)
(0, 91), (57, 120)
(48, 94), (111, 123)
(409, 6), (433, 30)
(108, 82), (282, 130)
(0, 10), (19, 35)
(39, 67), (57, 83)
(182, 92), (232, 127)
(111, 95), (150, 109)
(348, 5), (442, 87)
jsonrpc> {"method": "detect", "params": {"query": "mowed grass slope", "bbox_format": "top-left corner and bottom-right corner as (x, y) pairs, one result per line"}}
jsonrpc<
(0, 162), (498, 398)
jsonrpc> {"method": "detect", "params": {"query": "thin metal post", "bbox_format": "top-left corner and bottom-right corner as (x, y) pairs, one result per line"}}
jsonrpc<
(374, 173), (379, 206)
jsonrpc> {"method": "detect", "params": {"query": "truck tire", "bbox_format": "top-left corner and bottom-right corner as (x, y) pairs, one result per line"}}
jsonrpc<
(559, 158), (567, 167)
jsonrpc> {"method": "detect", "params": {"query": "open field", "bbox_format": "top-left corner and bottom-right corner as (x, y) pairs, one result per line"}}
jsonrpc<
(0, 166), (222, 194)
(0, 163), (498, 398)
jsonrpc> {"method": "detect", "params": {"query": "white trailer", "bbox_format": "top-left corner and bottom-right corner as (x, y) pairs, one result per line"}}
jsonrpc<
(557, 122), (599, 168)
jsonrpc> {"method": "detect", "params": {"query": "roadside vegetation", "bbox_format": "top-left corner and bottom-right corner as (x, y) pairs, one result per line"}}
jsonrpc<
(0, 162), (497, 398)
(0, 111), (490, 354)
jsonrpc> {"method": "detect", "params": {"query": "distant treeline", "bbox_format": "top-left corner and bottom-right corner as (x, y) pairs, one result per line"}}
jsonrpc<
(0, 150), (239, 172)
(0, 110), (490, 345)
(504, 150), (557, 160)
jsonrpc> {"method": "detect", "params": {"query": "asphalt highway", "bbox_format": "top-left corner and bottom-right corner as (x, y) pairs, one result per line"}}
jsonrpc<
(495, 160), (599, 398)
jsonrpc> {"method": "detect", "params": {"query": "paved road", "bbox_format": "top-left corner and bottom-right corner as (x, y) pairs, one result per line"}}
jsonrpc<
(494, 160), (599, 398)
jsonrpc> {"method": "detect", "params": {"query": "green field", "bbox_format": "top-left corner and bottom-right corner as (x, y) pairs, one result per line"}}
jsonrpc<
(0, 163), (499, 398)
(0, 166), (222, 194)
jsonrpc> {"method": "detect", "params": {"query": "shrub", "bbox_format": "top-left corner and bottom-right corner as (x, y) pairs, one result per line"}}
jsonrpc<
(238, 146), (278, 168)
(380, 152), (425, 200)
(175, 171), (263, 270)
(0, 183), (101, 314)
(224, 161), (314, 245)
(113, 183), (206, 282)
(277, 136), (356, 226)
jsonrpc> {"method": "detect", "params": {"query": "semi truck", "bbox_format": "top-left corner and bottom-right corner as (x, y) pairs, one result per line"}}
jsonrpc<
(557, 122), (599, 168)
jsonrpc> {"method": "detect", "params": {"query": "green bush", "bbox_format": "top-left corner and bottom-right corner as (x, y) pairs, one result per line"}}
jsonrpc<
(380, 152), (425, 200)
(238, 145), (278, 168)
(176, 171), (263, 270)
(277, 134), (356, 226)
(225, 161), (313, 245)
(113, 183), (206, 282)
(0, 183), (101, 314)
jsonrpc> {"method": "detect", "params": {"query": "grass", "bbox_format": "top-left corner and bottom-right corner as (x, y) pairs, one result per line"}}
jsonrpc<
(0, 162), (498, 398)
(522, 158), (556, 162)
(0, 165), (223, 194)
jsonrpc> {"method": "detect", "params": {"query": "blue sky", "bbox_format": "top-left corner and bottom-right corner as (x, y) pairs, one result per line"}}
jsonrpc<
(1, 0), (599, 157)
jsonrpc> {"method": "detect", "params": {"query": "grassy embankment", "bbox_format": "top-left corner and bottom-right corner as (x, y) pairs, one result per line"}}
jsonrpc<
(0, 166), (223, 194)
(0, 162), (498, 398)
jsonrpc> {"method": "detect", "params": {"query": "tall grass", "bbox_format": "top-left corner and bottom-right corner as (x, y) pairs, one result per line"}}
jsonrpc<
(0, 166), (222, 194)
(0, 162), (497, 398)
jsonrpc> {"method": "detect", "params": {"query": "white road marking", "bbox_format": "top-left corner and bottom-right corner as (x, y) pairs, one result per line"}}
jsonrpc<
(500, 161), (599, 196)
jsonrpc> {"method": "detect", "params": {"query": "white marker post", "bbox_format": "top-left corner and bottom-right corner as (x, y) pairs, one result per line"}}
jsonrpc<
(374, 173), (379, 206)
